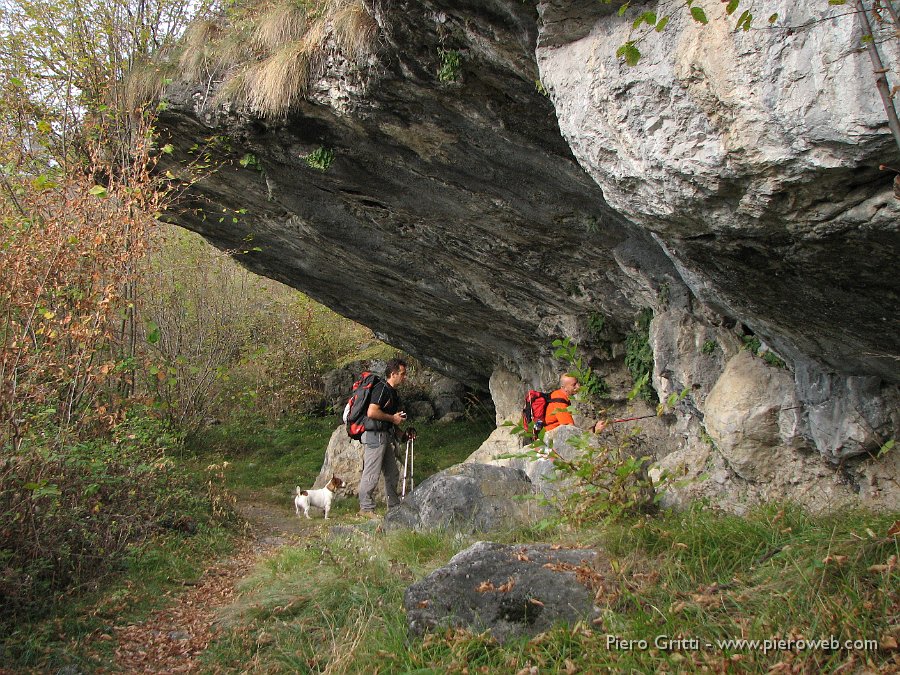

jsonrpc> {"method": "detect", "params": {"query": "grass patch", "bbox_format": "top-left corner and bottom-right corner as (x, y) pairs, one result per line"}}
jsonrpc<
(184, 413), (495, 504)
(2, 524), (238, 671)
(198, 503), (899, 673)
(184, 416), (336, 503)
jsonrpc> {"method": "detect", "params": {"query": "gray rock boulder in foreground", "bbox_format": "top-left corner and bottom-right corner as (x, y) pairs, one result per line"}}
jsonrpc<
(383, 463), (549, 533)
(404, 541), (601, 643)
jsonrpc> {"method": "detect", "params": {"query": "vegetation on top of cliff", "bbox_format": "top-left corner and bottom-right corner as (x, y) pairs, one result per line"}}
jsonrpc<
(129, 0), (378, 118)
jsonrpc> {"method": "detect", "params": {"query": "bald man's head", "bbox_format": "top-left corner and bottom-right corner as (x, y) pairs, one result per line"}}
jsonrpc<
(559, 374), (579, 396)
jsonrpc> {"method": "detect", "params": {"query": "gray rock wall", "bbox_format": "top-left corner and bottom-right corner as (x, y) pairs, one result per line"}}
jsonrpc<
(155, 0), (898, 512)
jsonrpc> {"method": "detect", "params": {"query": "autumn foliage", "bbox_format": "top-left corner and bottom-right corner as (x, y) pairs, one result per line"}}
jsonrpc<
(0, 128), (162, 450)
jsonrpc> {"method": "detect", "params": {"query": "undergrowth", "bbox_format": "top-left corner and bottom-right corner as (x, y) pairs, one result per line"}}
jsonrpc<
(0, 410), (241, 668)
(201, 504), (899, 673)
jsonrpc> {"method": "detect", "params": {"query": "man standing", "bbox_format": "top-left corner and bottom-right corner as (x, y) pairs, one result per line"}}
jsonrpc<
(358, 358), (408, 518)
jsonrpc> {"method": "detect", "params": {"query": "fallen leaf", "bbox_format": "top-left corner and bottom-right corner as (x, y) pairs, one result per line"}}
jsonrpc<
(822, 555), (848, 565)
(869, 555), (898, 574)
(476, 580), (496, 593)
(673, 542), (688, 549)
(880, 635), (898, 651)
(888, 521), (900, 537)
(528, 597), (544, 607)
(497, 577), (516, 593)
(417, 599), (430, 608)
(564, 658), (577, 674)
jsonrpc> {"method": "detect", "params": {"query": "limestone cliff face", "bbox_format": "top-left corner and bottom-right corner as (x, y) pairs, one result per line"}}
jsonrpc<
(155, 0), (899, 511)
(157, 0), (680, 384)
(538, 0), (899, 383)
(534, 0), (899, 509)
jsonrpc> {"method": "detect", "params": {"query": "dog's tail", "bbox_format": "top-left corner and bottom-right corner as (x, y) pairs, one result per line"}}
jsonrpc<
(296, 487), (308, 496)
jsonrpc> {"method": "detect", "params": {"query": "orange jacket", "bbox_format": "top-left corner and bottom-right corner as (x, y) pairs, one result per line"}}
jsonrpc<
(544, 389), (573, 431)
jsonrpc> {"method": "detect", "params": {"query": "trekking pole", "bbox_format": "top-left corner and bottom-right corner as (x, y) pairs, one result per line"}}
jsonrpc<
(610, 414), (658, 424)
(401, 439), (410, 498)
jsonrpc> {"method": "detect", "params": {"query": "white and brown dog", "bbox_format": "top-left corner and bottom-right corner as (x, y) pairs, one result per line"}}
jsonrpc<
(294, 474), (346, 519)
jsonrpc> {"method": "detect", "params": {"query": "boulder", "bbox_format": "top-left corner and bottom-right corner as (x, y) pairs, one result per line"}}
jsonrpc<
(404, 541), (602, 643)
(322, 367), (355, 414)
(314, 425), (398, 504)
(704, 350), (801, 481)
(383, 463), (549, 532)
(407, 400), (435, 421)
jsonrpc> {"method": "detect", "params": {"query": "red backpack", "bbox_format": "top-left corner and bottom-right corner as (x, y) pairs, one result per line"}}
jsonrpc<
(343, 371), (381, 440)
(521, 390), (566, 438)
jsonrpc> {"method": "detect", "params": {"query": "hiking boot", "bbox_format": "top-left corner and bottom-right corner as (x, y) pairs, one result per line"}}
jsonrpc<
(357, 510), (378, 519)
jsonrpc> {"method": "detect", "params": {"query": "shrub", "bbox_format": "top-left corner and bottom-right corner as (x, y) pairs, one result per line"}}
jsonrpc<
(0, 129), (161, 450)
(546, 426), (659, 525)
(138, 226), (375, 429)
(624, 308), (656, 402)
(305, 146), (334, 171)
(438, 49), (462, 82)
(0, 410), (233, 631)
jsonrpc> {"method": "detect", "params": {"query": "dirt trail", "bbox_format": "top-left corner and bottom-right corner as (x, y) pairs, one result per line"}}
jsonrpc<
(91, 500), (310, 673)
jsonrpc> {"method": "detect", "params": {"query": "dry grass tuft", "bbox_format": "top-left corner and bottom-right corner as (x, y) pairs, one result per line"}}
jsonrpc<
(254, 2), (312, 51)
(123, 61), (177, 112)
(137, 0), (380, 118)
(178, 19), (225, 80)
(244, 41), (315, 118)
(330, 0), (378, 58)
(215, 64), (253, 109)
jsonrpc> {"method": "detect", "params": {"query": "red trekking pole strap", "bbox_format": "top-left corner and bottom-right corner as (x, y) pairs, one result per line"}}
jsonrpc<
(609, 414), (658, 424)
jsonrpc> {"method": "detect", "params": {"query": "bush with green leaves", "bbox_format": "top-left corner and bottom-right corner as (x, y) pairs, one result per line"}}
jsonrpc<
(552, 337), (609, 400)
(624, 308), (656, 402)
(741, 333), (787, 369)
(305, 147), (334, 171)
(0, 408), (236, 632)
(438, 49), (462, 82)
(515, 426), (660, 526)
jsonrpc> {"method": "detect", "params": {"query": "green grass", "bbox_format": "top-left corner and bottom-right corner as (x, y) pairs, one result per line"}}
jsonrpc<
(197, 503), (899, 674)
(13, 415), (897, 673)
(184, 413), (496, 504)
(184, 416), (337, 503)
(2, 524), (238, 671)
